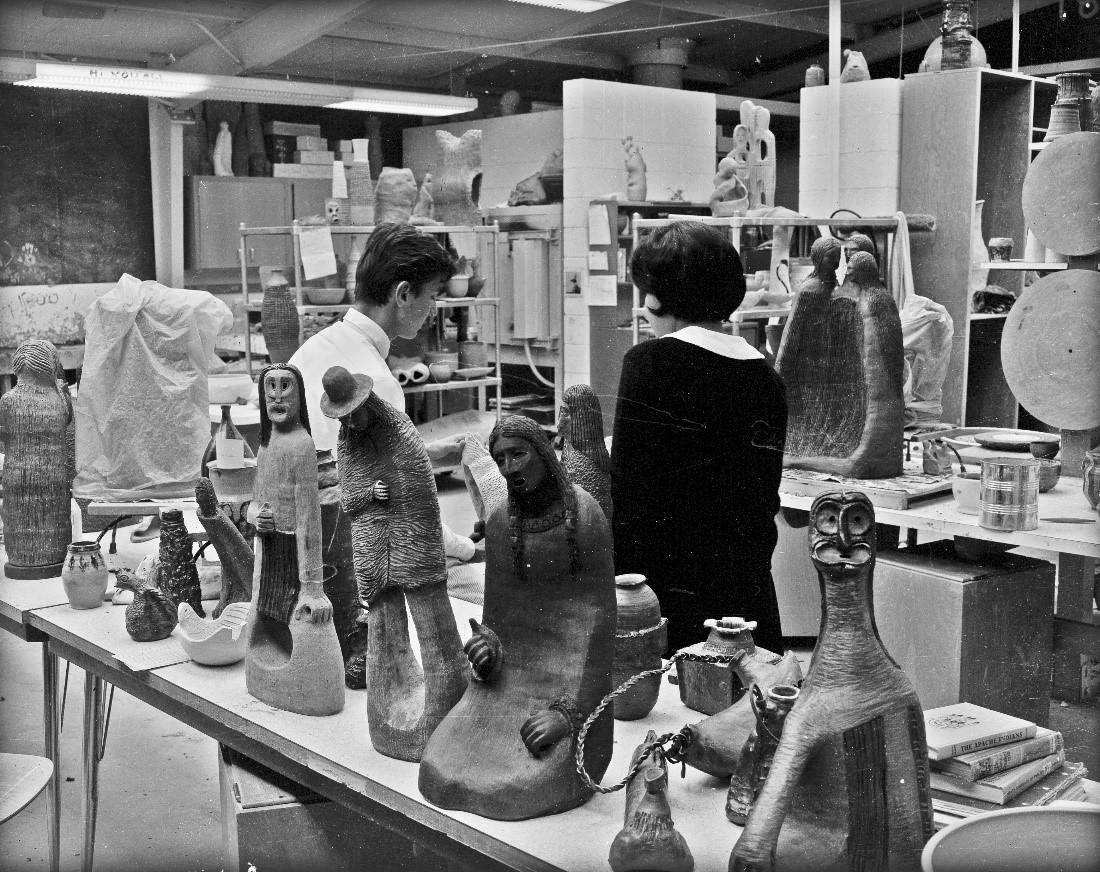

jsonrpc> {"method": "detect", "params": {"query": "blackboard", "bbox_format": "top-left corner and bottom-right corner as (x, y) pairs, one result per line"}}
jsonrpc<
(0, 85), (155, 286)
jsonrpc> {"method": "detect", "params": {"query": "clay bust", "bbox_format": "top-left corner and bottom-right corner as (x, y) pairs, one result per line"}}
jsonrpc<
(0, 339), (72, 578)
(731, 491), (932, 871)
(419, 415), (616, 820)
(557, 384), (612, 522)
(244, 364), (344, 716)
(321, 366), (466, 761)
(776, 247), (904, 478)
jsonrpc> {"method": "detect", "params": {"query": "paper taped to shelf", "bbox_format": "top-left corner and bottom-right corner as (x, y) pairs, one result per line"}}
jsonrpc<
(587, 204), (612, 245)
(586, 274), (617, 306)
(299, 226), (337, 279)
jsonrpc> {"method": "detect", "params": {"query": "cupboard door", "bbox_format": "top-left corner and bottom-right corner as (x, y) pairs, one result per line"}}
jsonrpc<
(186, 177), (290, 269)
(290, 179), (332, 220)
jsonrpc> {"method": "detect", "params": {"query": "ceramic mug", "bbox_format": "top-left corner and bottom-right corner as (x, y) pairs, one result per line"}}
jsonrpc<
(952, 473), (981, 515)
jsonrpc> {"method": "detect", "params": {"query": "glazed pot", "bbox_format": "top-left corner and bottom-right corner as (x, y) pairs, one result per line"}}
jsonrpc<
(612, 573), (667, 721)
(61, 541), (109, 609)
(1082, 448), (1100, 509)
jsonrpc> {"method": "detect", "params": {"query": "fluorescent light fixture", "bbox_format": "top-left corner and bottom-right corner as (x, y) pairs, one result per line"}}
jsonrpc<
(14, 62), (206, 99)
(505, 0), (630, 11)
(326, 87), (477, 117)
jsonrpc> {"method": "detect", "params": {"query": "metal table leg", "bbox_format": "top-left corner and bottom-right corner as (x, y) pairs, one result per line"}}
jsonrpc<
(43, 647), (60, 872)
(81, 673), (105, 872)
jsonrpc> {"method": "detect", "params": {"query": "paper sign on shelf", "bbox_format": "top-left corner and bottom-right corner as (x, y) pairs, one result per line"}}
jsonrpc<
(299, 226), (338, 280)
(587, 204), (612, 245)
(586, 274), (617, 306)
(352, 138), (370, 162)
(331, 160), (348, 198)
(587, 250), (609, 271)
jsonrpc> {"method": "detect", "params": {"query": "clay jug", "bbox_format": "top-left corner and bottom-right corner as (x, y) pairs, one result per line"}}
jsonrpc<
(613, 574), (667, 720)
(260, 267), (300, 364)
(61, 541), (109, 609)
(1082, 448), (1100, 509)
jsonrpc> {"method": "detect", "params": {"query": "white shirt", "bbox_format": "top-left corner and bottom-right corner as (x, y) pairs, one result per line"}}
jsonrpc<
(289, 309), (405, 453)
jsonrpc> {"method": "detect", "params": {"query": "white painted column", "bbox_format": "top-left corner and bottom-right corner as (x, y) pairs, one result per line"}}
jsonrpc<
(147, 100), (184, 287)
(827, 0), (842, 213)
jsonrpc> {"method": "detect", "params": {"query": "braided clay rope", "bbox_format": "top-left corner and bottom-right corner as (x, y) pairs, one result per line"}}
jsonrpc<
(574, 649), (747, 794)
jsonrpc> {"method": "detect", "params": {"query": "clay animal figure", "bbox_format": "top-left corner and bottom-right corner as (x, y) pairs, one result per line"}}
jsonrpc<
(609, 731), (694, 872)
(322, 366), (465, 760)
(115, 568), (178, 642)
(730, 491), (932, 872)
(194, 477), (253, 618)
(157, 509), (204, 617)
(776, 248), (904, 479)
(0, 339), (72, 579)
(839, 49), (870, 83)
(373, 167), (418, 224)
(244, 364), (344, 717)
(623, 136), (647, 201)
(430, 129), (483, 225)
(557, 384), (612, 522)
(419, 415), (617, 820)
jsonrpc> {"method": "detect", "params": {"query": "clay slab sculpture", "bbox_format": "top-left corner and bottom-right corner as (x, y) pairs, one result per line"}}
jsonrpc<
(321, 366), (466, 761)
(557, 384), (612, 522)
(730, 492), (932, 872)
(178, 602), (251, 666)
(419, 416), (616, 820)
(0, 340), (72, 579)
(244, 364), (344, 717)
(777, 249), (904, 479)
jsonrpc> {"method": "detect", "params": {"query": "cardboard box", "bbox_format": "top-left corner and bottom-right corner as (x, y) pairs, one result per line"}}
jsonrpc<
(296, 135), (328, 151)
(263, 121), (321, 137)
(293, 150), (335, 164)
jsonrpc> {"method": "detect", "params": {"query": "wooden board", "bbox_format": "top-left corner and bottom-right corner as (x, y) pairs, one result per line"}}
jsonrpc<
(1021, 132), (1100, 256)
(1001, 270), (1100, 431)
(780, 469), (953, 509)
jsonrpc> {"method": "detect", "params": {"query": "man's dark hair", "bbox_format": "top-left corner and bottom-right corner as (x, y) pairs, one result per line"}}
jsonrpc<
(630, 221), (745, 323)
(354, 223), (455, 306)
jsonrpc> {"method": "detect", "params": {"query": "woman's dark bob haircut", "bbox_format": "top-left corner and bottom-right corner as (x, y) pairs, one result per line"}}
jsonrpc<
(629, 221), (746, 323)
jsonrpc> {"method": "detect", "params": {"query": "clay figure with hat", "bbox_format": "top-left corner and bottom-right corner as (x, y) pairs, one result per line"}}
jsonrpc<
(322, 364), (466, 761)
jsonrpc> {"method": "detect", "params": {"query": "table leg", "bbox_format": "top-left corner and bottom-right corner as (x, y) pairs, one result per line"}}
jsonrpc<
(43, 647), (60, 872)
(81, 673), (105, 872)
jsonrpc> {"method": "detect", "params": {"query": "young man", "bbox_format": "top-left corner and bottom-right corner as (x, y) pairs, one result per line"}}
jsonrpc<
(290, 222), (474, 559)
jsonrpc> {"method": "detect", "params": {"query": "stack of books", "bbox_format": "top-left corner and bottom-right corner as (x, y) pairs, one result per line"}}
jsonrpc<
(924, 702), (1089, 830)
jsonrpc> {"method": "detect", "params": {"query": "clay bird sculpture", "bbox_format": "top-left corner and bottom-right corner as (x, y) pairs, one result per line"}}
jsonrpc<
(115, 569), (178, 642)
(177, 602), (251, 666)
(557, 384), (612, 522)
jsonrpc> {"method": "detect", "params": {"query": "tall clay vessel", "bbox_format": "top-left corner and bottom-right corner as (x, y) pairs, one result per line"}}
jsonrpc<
(157, 509), (204, 617)
(613, 574), (667, 720)
(730, 491), (932, 872)
(0, 340), (72, 578)
(260, 267), (299, 364)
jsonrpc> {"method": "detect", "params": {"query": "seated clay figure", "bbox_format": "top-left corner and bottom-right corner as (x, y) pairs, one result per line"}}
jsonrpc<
(776, 248), (904, 478)
(419, 415), (616, 820)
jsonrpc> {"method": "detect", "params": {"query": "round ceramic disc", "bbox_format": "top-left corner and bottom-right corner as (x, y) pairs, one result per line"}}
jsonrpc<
(1021, 131), (1100, 256)
(1001, 270), (1100, 431)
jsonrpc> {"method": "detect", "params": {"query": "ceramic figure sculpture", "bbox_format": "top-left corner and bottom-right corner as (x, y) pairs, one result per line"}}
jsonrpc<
(419, 415), (617, 820)
(623, 136), (647, 202)
(320, 366), (465, 757)
(373, 167), (418, 224)
(194, 478), (253, 618)
(0, 339), (72, 579)
(711, 152), (750, 217)
(839, 49), (870, 83)
(557, 384), (613, 522)
(244, 364), (344, 717)
(157, 509), (204, 617)
(430, 130), (482, 226)
(726, 684), (800, 824)
(730, 491), (933, 872)
(178, 602), (251, 666)
(776, 249), (904, 479)
(213, 120), (234, 176)
(675, 617), (785, 716)
(613, 574), (667, 721)
(410, 172), (441, 225)
(608, 731), (694, 872)
(115, 568), (178, 642)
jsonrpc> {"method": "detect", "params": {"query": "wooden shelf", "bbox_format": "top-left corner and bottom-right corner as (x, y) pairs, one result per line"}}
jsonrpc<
(968, 312), (1009, 321)
(244, 296), (501, 314)
(980, 261), (1067, 270)
(403, 376), (501, 395)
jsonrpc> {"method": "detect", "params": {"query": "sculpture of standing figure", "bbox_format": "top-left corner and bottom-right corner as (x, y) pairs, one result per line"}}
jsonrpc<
(557, 384), (612, 522)
(244, 364), (344, 716)
(623, 136), (647, 202)
(213, 120), (234, 176)
(0, 339), (72, 578)
(321, 366), (466, 761)
(419, 416), (616, 820)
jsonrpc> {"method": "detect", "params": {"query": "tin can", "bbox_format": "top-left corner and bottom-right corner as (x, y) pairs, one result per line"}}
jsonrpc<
(979, 457), (1039, 532)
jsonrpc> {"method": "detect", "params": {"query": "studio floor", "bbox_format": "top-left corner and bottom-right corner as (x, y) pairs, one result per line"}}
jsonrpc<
(1, 475), (1096, 872)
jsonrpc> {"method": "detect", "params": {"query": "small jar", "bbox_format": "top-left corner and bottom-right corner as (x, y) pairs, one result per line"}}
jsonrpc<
(61, 541), (109, 609)
(804, 63), (825, 88)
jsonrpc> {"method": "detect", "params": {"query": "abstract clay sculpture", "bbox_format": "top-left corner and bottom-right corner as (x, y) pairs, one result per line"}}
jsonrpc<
(730, 491), (932, 872)
(675, 617), (787, 716)
(322, 365), (465, 759)
(245, 364), (344, 717)
(115, 568), (178, 642)
(373, 167), (418, 225)
(178, 601), (251, 666)
(431, 130), (482, 226)
(623, 136), (647, 202)
(726, 684), (800, 825)
(718, 101), (777, 211)
(157, 509), (204, 618)
(839, 49), (870, 83)
(194, 478), (253, 619)
(557, 384), (613, 522)
(419, 416), (617, 820)
(608, 731), (694, 872)
(0, 339), (72, 579)
(777, 249), (905, 479)
(410, 172), (440, 225)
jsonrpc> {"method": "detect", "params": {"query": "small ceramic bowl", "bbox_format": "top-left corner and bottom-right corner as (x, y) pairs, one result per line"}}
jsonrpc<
(445, 275), (470, 298)
(1029, 440), (1060, 460)
(305, 286), (347, 305)
(1037, 458), (1061, 493)
(429, 362), (453, 383)
(952, 473), (982, 515)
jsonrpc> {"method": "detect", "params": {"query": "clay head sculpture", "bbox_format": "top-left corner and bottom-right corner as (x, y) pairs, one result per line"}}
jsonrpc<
(809, 236), (842, 284)
(808, 490), (876, 571)
(843, 233), (876, 257)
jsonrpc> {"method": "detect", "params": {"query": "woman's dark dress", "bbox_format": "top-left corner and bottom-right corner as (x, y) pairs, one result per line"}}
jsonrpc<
(611, 336), (787, 653)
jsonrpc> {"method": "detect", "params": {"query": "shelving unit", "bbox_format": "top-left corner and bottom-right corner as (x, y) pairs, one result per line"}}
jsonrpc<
(237, 222), (503, 421)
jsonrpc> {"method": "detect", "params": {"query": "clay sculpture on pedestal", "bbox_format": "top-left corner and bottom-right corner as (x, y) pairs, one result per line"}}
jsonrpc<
(419, 415), (616, 820)
(557, 384), (612, 522)
(730, 491), (932, 872)
(623, 136), (647, 201)
(776, 248), (904, 479)
(321, 366), (465, 759)
(609, 731), (694, 872)
(0, 339), (72, 579)
(244, 364), (344, 717)
(430, 130), (482, 226)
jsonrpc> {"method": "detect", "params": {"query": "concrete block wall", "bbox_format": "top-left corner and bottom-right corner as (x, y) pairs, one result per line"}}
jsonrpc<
(799, 78), (903, 218)
(561, 79), (716, 388)
(402, 110), (564, 212)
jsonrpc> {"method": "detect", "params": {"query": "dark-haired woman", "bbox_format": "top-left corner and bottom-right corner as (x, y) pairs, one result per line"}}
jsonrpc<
(610, 221), (788, 653)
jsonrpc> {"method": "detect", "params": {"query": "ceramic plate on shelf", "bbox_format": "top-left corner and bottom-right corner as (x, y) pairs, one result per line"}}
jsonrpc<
(972, 430), (1060, 451)
(454, 366), (492, 380)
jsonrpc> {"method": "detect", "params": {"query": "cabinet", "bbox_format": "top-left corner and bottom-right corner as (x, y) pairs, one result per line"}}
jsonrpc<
(899, 68), (1057, 427)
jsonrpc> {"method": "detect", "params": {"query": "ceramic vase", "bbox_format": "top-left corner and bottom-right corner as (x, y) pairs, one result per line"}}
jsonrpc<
(260, 267), (300, 364)
(612, 574), (667, 721)
(804, 63), (825, 87)
(968, 199), (989, 293)
(1082, 448), (1100, 509)
(61, 541), (109, 609)
(158, 509), (204, 616)
(347, 159), (375, 225)
(1044, 101), (1082, 141)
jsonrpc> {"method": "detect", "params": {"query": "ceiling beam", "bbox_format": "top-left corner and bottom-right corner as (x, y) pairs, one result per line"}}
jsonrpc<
(41, 0), (257, 22)
(732, 0), (1058, 98)
(633, 0), (856, 40)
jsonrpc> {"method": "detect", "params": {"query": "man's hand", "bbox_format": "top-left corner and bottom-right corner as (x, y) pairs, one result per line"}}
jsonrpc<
(426, 432), (467, 463)
(520, 709), (571, 756)
(464, 618), (502, 681)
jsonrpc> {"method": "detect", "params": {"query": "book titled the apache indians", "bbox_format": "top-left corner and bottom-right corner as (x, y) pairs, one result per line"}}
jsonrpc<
(924, 702), (1037, 761)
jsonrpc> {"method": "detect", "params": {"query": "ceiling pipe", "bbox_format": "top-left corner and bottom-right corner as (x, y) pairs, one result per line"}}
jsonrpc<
(626, 37), (693, 88)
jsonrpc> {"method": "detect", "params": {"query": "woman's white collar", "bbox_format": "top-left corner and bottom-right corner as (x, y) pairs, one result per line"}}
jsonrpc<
(665, 325), (764, 360)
